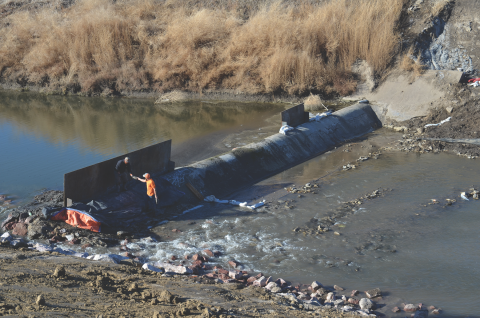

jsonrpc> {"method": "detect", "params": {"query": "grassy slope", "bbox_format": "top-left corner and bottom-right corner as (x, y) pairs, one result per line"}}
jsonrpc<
(0, 0), (406, 97)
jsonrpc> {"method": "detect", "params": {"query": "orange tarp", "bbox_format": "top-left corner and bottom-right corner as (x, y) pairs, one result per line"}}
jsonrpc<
(50, 208), (101, 232)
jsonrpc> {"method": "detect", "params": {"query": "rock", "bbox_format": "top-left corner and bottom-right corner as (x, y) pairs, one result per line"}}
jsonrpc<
(446, 106), (453, 113)
(36, 295), (45, 306)
(351, 290), (359, 297)
(326, 292), (335, 302)
(65, 234), (74, 241)
(228, 260), (239, 268)
(246, 276), (256, 284)
(334, 285), (344, 291)
(116, 231), (130, 237)
(359, 298), (374, 310)
(12, 222), (28, 236)
(432, 309), (441, 315)
(253, 276), (267, 287)
(428, 306), (435, 310)
(82, 243), (92, 249)
(392, 306), (400, 313)
(203, 249), (214, 257)
(365, 288), (381, 298)
(333, 299), (344, 306)
(154, 262), (192, 275)
(414, 310), (429, 318)
(228, 271), (241, 279)
(348, 298), (359, 305)
(404, 304), (417, 312)
(53, 266), (66, 277)
(311, 281), (322, 290)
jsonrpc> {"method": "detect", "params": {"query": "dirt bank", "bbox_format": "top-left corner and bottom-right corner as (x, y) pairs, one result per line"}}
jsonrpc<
(383, 82), (480, 158)
(0, 243), (387, 318)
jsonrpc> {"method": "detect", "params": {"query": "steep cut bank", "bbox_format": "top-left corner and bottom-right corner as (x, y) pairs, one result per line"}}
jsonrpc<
(0, 0), (404, 97)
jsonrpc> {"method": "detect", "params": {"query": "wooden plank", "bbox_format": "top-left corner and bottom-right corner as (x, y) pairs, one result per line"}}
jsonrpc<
(185, 182), (204, 201)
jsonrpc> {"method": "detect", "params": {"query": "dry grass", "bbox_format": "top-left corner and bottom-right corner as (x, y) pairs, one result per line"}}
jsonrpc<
(400, 47), (425, 78)
(0, 0), (407, 96)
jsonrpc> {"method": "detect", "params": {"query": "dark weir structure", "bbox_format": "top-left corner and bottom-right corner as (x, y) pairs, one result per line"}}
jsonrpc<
(63, 140), (174, 207)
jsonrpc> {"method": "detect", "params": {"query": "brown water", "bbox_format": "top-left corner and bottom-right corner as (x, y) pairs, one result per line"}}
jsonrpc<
(105, 131), (479, 317)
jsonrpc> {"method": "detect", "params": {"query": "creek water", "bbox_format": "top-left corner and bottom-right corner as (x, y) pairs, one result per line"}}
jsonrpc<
(0, 90), (284, 200)
(1, 91), (480, 317)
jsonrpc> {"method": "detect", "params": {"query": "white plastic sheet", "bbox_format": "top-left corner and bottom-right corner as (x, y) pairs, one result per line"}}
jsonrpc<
(425, 117), (451, 128)
(279, 125), (294, 135)
(205, 195), (266, 210)
(309, 111), (332, 122)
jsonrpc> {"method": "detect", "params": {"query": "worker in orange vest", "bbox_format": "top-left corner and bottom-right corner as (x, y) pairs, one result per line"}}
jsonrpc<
(136, 173), (157, 212)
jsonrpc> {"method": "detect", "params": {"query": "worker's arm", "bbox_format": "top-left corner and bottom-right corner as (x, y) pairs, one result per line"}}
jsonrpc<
(136, 178), (146, 183)
(115, 160), (122, 174)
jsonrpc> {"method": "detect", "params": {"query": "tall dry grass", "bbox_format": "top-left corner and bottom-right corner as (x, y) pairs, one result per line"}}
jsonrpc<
(0, 0), (406, 96)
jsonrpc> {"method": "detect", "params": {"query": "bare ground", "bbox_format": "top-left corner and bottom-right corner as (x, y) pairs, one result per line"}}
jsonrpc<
(0, 246), (359, 318)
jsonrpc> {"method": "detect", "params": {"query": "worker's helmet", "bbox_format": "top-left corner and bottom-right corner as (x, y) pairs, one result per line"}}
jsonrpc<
(143, 173), (150, 179)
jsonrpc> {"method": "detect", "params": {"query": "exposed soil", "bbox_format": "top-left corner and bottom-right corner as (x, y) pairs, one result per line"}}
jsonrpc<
(384, 82), (480, 158)
(0, 245), (363, 318)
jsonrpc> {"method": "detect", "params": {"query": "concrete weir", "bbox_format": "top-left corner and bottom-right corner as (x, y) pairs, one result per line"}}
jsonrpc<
(164, 103), (382, 201)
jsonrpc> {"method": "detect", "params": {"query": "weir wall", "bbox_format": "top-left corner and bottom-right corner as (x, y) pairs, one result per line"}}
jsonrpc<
(163, 103), (381, 201)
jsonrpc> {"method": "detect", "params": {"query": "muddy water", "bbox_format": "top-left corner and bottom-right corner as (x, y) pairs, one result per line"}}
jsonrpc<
(0, 90), (284, 200)
(90, 131), (479, 317)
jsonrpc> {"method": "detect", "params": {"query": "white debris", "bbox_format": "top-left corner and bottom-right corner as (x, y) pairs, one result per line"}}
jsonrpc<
(1, 232), (13, 243)
(309, 111), (332, 122)
(461, 192), (470, 201)
(239, 200), (266, 210)
(425, 117), (451, 128)
(279, 125), (294, 135)
(204, 195), (228, 204)
(92, 254), (129, 264)
(182, 205), (203, 214)
(142, 263), (164, 273)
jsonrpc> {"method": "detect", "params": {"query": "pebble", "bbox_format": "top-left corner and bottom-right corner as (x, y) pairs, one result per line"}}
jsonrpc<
(365, 288), (381, 299)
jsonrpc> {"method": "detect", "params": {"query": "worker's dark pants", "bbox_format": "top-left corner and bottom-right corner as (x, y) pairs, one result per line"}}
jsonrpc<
(115, 171), (129, 191)
(144, 195), (155, 211)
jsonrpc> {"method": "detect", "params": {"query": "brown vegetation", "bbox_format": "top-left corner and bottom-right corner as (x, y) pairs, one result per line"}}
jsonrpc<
(0, 0), (406, 96)
(400, 47), (425, 78)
